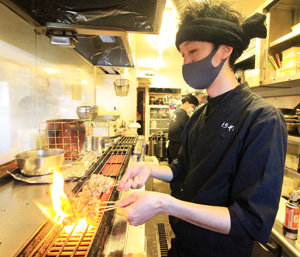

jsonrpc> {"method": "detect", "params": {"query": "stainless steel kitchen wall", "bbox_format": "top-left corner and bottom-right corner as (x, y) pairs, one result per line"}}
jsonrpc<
(0, 3), (95, 164)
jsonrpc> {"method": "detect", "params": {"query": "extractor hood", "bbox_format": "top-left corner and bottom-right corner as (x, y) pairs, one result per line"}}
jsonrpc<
(0, 0), (166, 68)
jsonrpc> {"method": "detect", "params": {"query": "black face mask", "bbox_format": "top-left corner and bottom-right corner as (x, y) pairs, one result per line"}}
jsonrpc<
(182, 46), (227, 89)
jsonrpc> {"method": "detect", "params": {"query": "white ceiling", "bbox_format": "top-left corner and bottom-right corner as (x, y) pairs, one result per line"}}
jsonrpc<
(134, 0), (265, 73)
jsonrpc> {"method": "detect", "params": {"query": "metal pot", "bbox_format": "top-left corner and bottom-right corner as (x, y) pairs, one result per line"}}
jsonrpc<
(77, 105), (98, 120)
(15, 149), (65, 176)
(148, 135), (157, 156)
(156, 135), (167, 159)
(91, 135), (121, 153)
(92, 136), (106, 153)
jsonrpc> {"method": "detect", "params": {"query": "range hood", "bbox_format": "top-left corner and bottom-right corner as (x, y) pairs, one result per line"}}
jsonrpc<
(1, 0), (166, 68)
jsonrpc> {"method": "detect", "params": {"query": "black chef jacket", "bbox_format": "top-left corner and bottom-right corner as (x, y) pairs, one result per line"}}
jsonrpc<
(168, 83), (287, 257)
(168, 108), (189, 143)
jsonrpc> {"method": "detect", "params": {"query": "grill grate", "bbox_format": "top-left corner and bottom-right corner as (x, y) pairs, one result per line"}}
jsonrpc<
(156, 223), (170, 257)
(96, 145), (131, 177)
(43, 145), (133, 256)
(117, 135), (137, 146)
(46, 188), (112, 257)
(15, 143), (133, 257)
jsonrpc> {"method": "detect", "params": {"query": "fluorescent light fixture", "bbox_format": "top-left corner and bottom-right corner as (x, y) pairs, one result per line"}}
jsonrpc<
(44, 68), (59, 74)
(154, 56), (163, 71)
(155, 5), (178, 55)
(81, 80), (88, 84)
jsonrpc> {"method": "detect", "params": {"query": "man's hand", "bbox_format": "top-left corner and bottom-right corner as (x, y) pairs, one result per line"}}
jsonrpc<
(117, 163), (152, 191)
(116, 191), (167, 226)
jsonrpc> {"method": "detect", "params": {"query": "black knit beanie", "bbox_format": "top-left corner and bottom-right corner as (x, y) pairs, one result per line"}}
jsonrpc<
(175, 12), (267, 58)
(181, 94), (199, 106)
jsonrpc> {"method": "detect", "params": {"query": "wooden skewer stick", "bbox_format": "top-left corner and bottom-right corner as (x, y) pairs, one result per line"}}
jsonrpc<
(98, 205), (115, 209)
(99, 206), (118, 212)
(100, 200), (116, 203)
(104, 183), (119, 188)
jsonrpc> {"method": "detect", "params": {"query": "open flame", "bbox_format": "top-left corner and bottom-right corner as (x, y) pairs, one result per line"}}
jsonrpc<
(36, 169), (89, 232)
(51, 170), (72, 223)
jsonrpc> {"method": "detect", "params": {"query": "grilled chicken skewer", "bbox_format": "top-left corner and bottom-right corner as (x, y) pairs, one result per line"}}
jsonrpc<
(69, 174), (116, 224)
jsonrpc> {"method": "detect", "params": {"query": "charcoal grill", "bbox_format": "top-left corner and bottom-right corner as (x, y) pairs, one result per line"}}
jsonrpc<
(14, 142), (133, 257)
(117, 135), (138, 146)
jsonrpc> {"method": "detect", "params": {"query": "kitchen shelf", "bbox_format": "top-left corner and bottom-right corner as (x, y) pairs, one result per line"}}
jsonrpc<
(235, 51), (256, 65)
(149, 92), (178, 96)
(260, 73), (300, 87)
(288, 135), (300, 145)
(285, 167), (300, 180)
(235, 0), (300, 96)
(150, 118), (169, 121)
(149, 105), (169, 108)
(269, 30), (300, 53)
(235, 55), (256, 70)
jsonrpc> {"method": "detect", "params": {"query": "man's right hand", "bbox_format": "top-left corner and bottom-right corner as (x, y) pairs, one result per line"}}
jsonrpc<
(117, 163), (152, 191)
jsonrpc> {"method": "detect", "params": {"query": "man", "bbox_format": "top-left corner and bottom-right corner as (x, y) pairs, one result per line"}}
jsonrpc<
(168, 94), (199, 198)
(116, 1), (287, 256)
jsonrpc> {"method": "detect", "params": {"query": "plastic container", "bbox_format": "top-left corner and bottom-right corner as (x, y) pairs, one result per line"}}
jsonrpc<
(128, 122), (141, 133)
(281, 57), (300, 70)
(281, 47), (300, 61)
(279, 68), (298, 77)
(144, 155), (159, 165)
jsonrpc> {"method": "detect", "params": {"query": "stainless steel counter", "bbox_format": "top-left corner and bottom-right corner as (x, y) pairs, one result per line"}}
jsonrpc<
(271, 220), (300, 257)
(0, 173), (78, 257)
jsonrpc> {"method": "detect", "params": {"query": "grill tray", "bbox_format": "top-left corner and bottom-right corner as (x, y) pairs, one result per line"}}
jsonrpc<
(15, 145), (132, 257)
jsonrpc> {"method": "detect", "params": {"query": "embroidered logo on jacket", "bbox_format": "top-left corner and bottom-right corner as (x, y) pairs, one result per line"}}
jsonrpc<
(221, 122), (235, 132)
(171, 113), (177, 122)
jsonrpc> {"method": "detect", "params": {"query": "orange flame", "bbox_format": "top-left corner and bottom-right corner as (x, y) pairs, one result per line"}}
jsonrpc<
(36, 170), (72, 223)
(50, 170), (73, 224)
(36, 170), (88, 232)
(64, 218), (90, 234)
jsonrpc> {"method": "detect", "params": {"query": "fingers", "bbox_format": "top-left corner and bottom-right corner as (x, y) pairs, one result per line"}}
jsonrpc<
(117, 163), (150, 191)
(115, 193), (136, 208)
(117, 168), (133, 191)
(132, 176), (142, 189)
(123, 178), (133, 191)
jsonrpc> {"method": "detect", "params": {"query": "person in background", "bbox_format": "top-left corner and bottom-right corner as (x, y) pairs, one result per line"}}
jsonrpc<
(168, 94), (199, 198)
(116, 1), (287, 256)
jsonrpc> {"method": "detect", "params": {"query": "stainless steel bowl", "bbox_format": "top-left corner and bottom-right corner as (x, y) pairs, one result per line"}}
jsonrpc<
(77, 105), (98, 120)
(15, 149), (65, 176)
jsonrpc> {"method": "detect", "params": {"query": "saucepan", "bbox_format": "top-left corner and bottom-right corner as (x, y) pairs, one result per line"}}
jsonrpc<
(15, 149), (65, 176)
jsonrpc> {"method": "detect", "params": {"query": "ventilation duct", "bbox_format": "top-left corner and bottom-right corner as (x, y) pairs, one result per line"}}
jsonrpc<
(1, 0), (166, 67)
